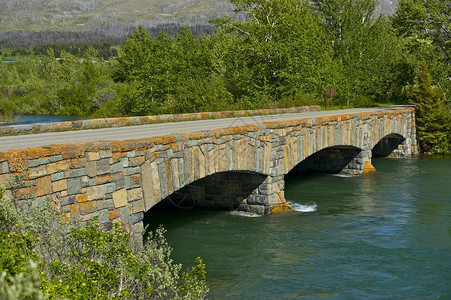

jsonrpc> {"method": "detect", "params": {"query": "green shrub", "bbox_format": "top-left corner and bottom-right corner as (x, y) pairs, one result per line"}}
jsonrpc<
(0, 186), (208, 299)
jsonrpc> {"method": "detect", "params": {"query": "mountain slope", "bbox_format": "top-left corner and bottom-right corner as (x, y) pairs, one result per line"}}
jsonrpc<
(0, 0), (235, 32)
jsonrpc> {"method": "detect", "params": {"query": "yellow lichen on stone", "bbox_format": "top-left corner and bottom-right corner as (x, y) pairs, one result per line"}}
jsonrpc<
(270, 202), (293, 213)
(363, 161), (376, 174)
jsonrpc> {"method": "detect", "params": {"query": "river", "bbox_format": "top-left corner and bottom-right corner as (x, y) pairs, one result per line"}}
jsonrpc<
(0, 115), (80, 126)
(146, 156), (450, 299)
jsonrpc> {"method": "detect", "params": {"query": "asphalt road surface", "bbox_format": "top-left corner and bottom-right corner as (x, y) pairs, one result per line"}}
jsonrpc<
(0, 106), (411, 152)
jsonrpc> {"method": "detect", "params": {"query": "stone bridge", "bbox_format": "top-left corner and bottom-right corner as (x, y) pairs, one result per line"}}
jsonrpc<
(0, 107), (418, 242)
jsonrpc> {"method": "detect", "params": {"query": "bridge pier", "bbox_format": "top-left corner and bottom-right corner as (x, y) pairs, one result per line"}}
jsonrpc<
(237, 174), (291, 214)
(342, 149), (375, 175)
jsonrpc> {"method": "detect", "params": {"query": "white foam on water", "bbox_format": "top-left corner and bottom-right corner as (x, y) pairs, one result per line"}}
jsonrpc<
(229, 211), (262, 218)
(330, 173), (356, 178)
(288, 202), (317, 213)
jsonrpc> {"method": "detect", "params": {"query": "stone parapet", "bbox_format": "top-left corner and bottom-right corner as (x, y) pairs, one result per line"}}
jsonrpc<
(0, 106), (320, 136)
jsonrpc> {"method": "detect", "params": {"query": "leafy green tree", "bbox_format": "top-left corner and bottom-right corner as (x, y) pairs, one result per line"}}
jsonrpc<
(114, 26), (234, 115)
(313, 0), (404, 105)
(410, 60), (450, 154)
(220, 0), (333, 103)
(392, 0), (450, 98)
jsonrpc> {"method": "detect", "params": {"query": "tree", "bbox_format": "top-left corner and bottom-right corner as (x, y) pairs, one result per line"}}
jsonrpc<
(313, 0), (404, 105)
(220, 0), (333, 103)
(410, 60), (450, 154)
(392, 0), (450, 99)
(114, 26), (235, 115)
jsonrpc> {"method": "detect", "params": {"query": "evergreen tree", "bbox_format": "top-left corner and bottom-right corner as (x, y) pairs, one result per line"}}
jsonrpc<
(410, 60), (450, 154)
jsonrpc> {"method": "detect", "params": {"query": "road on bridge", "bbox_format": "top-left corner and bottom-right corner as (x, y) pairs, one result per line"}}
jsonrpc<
(0, 106), (411, 152)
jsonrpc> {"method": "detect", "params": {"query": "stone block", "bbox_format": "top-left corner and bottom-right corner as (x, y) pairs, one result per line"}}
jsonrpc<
(110, 162), (123, 174)
(46, 160), (71, 174)
(119, 206), (129, 224)
(104, 182), (116, 194)
(1, 162), (9, 174)
(87, 185), (105, 201)
(80, 201), (96, 215)
(28, 158), (47, 168)
(36, 175), (52, 196)
(130, 174), (141, 188)
(61, 195), (76, 206)
(52, 180), (67, 192)
(51, 171), (65, 181)
(113, 188), (127, 208)
(129, 156), (145, 167)
(71, 157), (87, 168)
(124, 176), (131, 189)
(69, 169), (86, 178)
(132, 199), (145, 214)
(97, 199), (115, 210)
(249, 205), (265, 215)
(97, 159), (110, 175)
(128, 188), (143, 202)
(99, 150), (112, 159)
(142, 160), (161, 211)
(86, 152), (100, 161)
(96, 174), (114, 185)
(100, 222), (113, 231)
(125, 167), (140, 175)
(29, 165), (47, 179)
(98, 209), (109, 224)
(86, 161), (97, 178)
(67, 178), (82, 195)
(115, 174), (125, 189)
(130, 212), (144, 225)
(0, 174), (9, 186)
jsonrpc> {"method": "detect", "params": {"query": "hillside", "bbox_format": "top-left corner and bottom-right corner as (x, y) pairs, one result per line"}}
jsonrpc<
(0, 0), (398, 32)
(0, 0), (236, 32)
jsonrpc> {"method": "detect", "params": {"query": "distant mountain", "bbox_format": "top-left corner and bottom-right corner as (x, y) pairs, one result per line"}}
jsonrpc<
(0, 0), (398, 33)
(0, 0), (236, 32)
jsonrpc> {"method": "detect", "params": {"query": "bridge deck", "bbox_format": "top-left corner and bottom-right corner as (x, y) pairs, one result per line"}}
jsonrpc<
(0, 106), (412, 152)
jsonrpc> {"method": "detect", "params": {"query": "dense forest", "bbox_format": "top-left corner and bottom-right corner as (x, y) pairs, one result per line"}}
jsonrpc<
(0, 0), (450, 153)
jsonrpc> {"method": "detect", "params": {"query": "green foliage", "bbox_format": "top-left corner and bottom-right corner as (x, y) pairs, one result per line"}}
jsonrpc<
(313, 0), (405, 105)
(410, 61), (451, 154)
(392, 0), (450, 100)
(224, 0), (334, 101)
(0, 260), (47, 300)
(179, 257), (209, 299)
(0, 187), (208, 299)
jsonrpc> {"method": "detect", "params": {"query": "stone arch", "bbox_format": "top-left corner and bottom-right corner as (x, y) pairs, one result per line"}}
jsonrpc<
(372, 133), (407, 157)
(151, 170), (270, 213)
(289, 145), (364, 174)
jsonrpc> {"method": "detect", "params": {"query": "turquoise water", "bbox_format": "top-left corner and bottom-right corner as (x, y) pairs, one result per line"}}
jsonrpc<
(0, 115), (81, 126)
(145, 156), (451, 299)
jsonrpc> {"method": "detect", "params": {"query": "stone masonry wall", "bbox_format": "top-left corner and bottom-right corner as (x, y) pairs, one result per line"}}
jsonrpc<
(0, 107), (418, 242)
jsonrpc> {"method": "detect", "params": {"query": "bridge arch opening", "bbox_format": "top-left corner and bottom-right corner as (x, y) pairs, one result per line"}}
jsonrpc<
(288, 146), (363, 175)
(372, 133), (406, 158)
(146, 171), (268, 213)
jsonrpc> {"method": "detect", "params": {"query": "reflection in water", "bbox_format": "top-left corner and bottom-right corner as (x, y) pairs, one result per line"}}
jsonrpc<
(145, 156), (451, 299)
